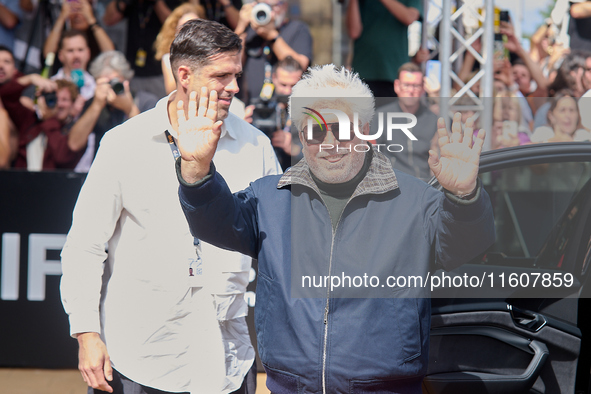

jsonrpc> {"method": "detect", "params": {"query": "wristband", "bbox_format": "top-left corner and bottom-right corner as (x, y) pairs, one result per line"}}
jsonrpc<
(268, 34), (279, 45)
(89, 22), (100, 31)
(455, 185), (478, 200)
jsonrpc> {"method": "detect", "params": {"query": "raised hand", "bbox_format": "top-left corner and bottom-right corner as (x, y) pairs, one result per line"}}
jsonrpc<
(428, 112), (485, 196)
(177, 87), (223, 183)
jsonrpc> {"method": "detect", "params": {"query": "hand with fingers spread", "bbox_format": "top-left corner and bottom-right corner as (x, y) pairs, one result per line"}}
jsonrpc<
(77, 332), (113, 393)
(177, 87), (224, 183)
(428, 112), (486, 196)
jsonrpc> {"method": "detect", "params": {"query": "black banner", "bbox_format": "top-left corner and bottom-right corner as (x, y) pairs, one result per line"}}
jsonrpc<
(0, 170), (259, 369)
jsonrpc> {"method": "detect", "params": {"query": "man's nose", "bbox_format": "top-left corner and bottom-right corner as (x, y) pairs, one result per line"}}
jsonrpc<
(226, 77), (239, 94)
(323, 127), (338, 144)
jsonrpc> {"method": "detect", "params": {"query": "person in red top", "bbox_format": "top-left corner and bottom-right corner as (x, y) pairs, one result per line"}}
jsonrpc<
(0, 45), (56, 135)
(13, 79), (85, 170)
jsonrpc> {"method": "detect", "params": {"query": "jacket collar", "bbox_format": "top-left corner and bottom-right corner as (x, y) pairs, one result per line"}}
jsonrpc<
(277, 147), (399, 198)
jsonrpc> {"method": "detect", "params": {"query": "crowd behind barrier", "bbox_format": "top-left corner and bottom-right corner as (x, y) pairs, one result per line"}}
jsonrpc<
(2, 1), (591, 172)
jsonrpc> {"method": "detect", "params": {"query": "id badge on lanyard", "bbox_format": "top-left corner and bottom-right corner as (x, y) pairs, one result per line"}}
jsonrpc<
(164, 130), (204, 288)
(188, 238), (204, 288)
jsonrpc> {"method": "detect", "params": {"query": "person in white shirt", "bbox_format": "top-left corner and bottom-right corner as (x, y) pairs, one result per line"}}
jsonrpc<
(51, 30), (96, 103)
(60, 19), (280, 394)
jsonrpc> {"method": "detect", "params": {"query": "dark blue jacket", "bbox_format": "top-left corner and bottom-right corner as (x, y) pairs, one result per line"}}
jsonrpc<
(178, 151), (495, 394)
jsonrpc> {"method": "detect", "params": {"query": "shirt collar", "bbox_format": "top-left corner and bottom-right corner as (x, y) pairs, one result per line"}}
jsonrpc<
(277, 146), (399, 198)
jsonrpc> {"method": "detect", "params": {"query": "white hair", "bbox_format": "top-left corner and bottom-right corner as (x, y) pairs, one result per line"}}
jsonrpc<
(289, 64), (375, 131)
(89, 51), (134, 81)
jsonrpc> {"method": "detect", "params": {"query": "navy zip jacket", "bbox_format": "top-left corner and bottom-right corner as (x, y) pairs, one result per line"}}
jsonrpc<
(178, 150), (495, 394)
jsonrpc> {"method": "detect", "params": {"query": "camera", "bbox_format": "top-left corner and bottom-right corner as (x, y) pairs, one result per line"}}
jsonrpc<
(109, 78), (125, 95)
(251, 95), (289, 137)
(499, 10), (509, 23)
(252, 3), (272, 26)
(42, 91), (57, 108)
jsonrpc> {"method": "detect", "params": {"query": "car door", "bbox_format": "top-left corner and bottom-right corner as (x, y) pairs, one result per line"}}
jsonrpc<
(422, 142), (591, 394)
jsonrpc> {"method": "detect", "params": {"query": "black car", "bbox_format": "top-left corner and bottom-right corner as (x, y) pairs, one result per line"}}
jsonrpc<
(423, 142), (591, 394)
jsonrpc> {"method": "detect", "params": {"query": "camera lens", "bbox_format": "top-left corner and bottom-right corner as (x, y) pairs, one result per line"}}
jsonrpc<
(109, 78), (125, 95)
(251, 3), (272, 25)
(42, 92), (57, 108)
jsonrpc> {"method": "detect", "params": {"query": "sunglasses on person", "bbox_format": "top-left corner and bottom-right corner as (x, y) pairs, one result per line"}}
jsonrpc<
(301, 122), (355, 145)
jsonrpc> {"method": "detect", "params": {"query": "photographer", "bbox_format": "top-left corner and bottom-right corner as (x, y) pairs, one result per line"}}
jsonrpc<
(103, 0), (182, 98)
(13, 79), (85, 170)
(69, 51), (143, 172)
(246, 56), (303, 170)
(0, 46), (57, 134)
(43, 0), (115, 71)
(235, 0), (312, 104)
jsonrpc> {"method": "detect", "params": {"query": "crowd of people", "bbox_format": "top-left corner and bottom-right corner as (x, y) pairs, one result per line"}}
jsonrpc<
(1, 0), (590, 173)
(0, 0), (312, 170)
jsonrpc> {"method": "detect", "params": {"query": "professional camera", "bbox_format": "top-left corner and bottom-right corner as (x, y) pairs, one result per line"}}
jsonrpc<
(41, 91), (57, 108)
(251, 95), (289, 137)
(109, 78), (125, 95)
(252, 3), (272, 25)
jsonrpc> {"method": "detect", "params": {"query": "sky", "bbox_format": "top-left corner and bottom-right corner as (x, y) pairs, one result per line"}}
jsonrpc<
(495, 0), (554, 36)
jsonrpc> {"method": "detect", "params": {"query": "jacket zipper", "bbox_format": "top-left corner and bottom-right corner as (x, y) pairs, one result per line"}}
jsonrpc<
(322, 210), (346, 394)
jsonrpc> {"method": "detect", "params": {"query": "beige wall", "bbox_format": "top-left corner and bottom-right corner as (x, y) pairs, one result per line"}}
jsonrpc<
(290, 0), (338, 67)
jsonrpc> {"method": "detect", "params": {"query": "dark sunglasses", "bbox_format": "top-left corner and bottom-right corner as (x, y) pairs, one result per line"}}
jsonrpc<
(300, 122), (355, 145)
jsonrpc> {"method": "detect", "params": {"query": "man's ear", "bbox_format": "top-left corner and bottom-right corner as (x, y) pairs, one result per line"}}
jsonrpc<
(177, 65), (191, 90)
(393, 79), (400, 96)
(298, 124), (307, 145)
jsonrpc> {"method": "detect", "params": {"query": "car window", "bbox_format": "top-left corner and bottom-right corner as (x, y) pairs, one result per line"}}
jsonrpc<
(481, 161), (591, 265)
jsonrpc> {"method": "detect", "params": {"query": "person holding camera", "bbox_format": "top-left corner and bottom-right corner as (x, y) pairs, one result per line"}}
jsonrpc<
(245, 56), (303, 169)
(235, 0), (312, 104)
(43, 0), (115, 72)
(12, 79), (86, 170)
(0, 45), (60, 162)
(68, 50), (147, 172)
(103, 0), (183, 98)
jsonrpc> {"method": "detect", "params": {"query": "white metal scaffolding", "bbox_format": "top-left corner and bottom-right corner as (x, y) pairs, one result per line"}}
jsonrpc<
(428, 0), (495, 150)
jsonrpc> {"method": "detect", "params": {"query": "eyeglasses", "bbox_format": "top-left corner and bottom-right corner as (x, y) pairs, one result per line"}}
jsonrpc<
(300, 122), (354, 145)
(400, 82), (423, 91)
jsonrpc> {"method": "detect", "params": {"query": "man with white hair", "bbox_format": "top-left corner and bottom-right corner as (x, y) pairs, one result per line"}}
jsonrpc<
(174, 64), (496, 393)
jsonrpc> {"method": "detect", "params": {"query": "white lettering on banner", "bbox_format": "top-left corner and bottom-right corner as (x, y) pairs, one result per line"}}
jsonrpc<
(1, 233), (20, 300)
(27, 234), (66, 301)
(0, 233), (66, 301)
(2, 233), (260, 307)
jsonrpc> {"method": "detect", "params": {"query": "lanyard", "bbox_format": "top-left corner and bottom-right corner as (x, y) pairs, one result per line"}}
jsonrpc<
(164, 129), (203, 266)
(164, 130), (181, 161)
